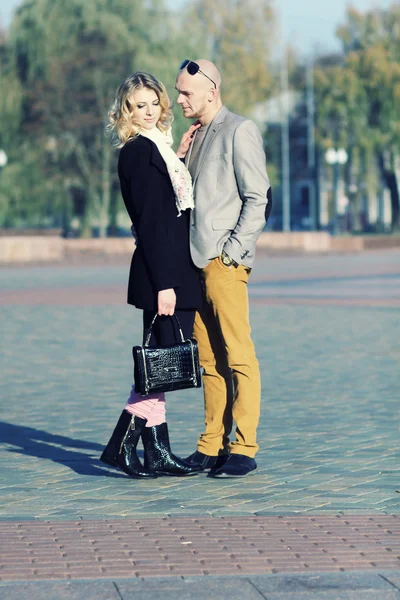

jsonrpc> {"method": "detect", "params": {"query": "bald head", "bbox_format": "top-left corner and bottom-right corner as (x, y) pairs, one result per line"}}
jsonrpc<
(193, 59), (222, 90)
(176, 58), (223, 125)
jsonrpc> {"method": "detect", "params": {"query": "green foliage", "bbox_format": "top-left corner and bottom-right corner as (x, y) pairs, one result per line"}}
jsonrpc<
(183, 0), (275, 116)
(1, 0), (178, 232)
(0, 0), (276, 232)
(0, 143), (65, 227)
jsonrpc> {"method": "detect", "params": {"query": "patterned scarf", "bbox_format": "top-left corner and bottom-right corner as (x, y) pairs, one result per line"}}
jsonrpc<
(140, 126), (194, 216)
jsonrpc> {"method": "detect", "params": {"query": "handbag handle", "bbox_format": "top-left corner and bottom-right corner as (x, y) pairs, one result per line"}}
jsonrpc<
(144, 314), (186, 347)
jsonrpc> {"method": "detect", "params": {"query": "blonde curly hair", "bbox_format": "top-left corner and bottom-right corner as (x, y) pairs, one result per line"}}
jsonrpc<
(107, 72), (173, 148)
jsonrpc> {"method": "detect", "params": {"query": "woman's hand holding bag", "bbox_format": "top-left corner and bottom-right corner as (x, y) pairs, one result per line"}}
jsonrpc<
(158, 288), (176, 316)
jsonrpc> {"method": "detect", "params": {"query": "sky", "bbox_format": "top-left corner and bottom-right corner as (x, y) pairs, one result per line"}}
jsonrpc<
(0, 0), (394, 56)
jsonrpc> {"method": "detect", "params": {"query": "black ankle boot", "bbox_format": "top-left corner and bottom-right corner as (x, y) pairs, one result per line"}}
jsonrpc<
(142, 423), (202, 476)
(100, 410), (157, 478)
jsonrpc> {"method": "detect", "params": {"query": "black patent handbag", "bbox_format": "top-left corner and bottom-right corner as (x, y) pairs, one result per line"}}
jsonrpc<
(132, 314), (202, 396)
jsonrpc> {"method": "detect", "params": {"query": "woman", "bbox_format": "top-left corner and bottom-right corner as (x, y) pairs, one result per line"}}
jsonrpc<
(100, 72), (202, 478)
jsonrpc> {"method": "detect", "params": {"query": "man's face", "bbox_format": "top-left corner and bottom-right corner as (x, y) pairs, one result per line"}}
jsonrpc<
(175, 72), (209, 119)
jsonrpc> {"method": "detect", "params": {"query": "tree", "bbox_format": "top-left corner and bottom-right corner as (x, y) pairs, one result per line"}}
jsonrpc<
(2, 0), (183, 235)
(314, 4), (400, 230)
(182, 0), (275, 116)
(0, 0), (277, 232)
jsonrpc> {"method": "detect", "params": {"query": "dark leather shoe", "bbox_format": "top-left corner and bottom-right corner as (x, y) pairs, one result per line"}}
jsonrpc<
(185, 451), (229, 472)
(208, 454), (257, 478)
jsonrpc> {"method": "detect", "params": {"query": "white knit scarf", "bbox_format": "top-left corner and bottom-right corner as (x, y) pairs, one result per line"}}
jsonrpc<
(140, 126), (194, 216)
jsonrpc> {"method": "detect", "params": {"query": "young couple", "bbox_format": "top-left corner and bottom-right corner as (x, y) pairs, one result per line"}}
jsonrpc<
(100, 59), (272, 479)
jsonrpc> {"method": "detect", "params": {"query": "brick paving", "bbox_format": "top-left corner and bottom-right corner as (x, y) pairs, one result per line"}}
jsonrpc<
(0, 250), (399, 595)
(0, 515), (399, 582)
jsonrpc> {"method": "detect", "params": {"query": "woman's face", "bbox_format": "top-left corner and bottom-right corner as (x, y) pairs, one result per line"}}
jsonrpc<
(130, 87), (162, 130)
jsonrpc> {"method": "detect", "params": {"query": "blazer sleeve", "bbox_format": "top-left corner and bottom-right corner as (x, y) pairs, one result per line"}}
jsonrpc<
(223, 120), (272, 265)
(120, 140), (182, 292)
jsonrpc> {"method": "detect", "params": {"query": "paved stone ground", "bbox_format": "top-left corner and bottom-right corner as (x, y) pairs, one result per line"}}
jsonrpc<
(0, 515), (399, 579)
(0, 250), (399, 597)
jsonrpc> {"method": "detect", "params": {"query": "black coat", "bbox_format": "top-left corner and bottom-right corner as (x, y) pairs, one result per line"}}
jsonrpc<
(118, 135), (202, 311)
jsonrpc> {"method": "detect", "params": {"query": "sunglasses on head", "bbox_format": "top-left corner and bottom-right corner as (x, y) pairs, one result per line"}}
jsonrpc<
(179, 59), (217, 89)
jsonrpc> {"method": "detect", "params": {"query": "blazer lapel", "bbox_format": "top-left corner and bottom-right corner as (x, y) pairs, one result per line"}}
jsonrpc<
(189, 106), (228, 188)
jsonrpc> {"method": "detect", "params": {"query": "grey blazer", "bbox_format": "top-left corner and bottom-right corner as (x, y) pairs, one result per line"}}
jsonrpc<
(185, 105), (271, 269)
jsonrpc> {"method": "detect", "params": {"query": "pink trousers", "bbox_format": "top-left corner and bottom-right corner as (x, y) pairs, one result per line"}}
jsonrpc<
(124, 385), (166, 427)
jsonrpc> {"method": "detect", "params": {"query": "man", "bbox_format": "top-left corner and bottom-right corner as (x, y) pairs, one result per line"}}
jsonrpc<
(176, 59), (272, 478)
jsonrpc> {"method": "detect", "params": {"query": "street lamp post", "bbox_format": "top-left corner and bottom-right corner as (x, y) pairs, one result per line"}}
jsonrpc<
(325, 148), (348, 235)
(281, 46), (290, 232)
(0, 150), (8, 228)
(306, 58), (316, 230)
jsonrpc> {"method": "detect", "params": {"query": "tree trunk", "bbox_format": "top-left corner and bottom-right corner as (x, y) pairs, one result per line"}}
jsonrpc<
(378, 151), (400, 232)
(73, 139), (100, 237)
(80, 186), (99, 238)
(99, 136), (111, 238)
(344, 146), (362, 232)
(392, 153), (400, 231)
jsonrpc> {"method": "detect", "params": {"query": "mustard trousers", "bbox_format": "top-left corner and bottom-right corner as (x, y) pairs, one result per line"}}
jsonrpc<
(193, 257), (261, 458)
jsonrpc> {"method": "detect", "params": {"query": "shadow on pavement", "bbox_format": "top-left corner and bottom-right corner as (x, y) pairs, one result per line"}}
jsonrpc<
(0, 421), (129, 478)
